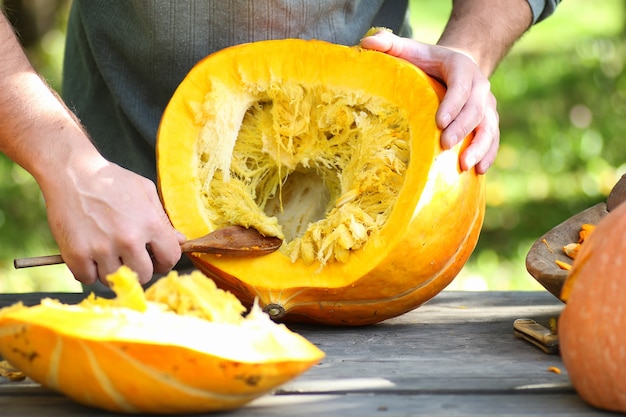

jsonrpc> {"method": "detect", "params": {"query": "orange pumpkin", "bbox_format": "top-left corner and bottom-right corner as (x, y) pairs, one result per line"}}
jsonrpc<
(157, 39), (485, 325)
(559, 201), (626, 413)
(0, 267), (323, 414)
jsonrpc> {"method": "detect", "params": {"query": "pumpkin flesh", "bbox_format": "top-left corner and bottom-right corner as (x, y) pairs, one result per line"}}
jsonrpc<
(157, 39), (486, 325)
(0, 267), (324, 414)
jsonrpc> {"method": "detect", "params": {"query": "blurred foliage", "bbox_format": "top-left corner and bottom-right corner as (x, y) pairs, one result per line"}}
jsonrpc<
(1, 0), (69, 89)
(1, 0), (625, 292)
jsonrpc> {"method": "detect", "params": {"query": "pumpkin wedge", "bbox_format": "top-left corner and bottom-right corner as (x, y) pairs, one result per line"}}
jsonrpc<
(0, 266), (324, 414)
(157, 39), (486, 325)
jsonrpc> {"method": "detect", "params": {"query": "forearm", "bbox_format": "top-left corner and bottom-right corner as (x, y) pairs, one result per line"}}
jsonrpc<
(1, 13), (184, 284)
(0, 13), (105, 194)
(437, 0), (533, 76)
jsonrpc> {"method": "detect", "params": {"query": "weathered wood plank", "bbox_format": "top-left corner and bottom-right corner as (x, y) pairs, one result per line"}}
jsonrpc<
(0, 390), (609, 417)
(0, 292), (99, 307)
(0, 291), (613, 416)
(282, 291), (566, 393)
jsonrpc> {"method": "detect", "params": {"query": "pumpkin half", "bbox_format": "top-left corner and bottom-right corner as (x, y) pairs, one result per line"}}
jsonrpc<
(157, 39), (486, 325)
(0, 267), (324, 414)
(559, 201), (626, 413)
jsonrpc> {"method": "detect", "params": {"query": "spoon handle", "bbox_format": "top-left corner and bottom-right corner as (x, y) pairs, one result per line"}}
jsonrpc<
(14, 254), (64, 269)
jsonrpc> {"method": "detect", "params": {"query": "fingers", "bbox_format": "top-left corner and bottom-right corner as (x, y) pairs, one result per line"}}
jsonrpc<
(437, 52), (491, 142)
(94, 253), (124, 286)
(108, 202), (181, 284)
(52, 173), (183, 286)
(460, 118), (500, 174)
(74, 234), (180, 287)
(441, 78), (499, 174)
(362, 30), (500, 174)
(63, 253), (99, 286)
(146, 228), (184, 276)
(117, 238), (160, 285)
(461, 94), (500, 174)
(63, 225), (179, 287)
(139, 180), (183, 277)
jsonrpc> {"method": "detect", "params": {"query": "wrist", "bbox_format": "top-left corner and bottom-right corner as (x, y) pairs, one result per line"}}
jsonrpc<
(436, 38), (496, 77)
(33, 135), (109, 200)
(437, 0), (533, 77)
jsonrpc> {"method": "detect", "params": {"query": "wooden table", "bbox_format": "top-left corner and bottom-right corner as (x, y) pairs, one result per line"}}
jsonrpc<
(0, 291), (612, 416)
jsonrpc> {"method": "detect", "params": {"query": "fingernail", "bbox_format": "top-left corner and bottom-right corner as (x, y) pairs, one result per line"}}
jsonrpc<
(440, 113), (452, 128)
(443, 134), (457, 149)
(465, 155), (477, 168)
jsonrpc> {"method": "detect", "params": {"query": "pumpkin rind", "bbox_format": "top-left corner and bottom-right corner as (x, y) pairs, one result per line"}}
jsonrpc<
(157, 39), (486, 325)
(559, 202), (626, 413)
(0, 267), (324, 414)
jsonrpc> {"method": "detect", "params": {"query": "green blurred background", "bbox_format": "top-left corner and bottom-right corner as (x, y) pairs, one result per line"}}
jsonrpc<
(1, 0), (625, 293)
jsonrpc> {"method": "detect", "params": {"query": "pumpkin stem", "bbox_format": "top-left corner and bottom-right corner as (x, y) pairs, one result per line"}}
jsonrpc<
(263, 303), (286, 320)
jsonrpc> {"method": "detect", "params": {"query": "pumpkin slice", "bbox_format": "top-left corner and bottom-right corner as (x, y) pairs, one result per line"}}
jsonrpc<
(157, 39), (486, 325)
(0, 266), (324, 414)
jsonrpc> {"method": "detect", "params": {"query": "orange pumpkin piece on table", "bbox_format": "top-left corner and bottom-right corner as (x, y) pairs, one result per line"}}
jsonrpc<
(0, 266), (323, 414)
(562, 223), (596, 260)
(555, 223), (596, 270)
(156, 39), (486, 325)
(559, 202), (626, 413)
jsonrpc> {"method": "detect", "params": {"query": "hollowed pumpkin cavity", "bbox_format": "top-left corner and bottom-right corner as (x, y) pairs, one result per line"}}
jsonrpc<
(198, 81), (409, 265)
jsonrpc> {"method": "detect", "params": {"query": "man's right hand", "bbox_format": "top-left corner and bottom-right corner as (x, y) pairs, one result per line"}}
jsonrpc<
(43, 157), (185, 285)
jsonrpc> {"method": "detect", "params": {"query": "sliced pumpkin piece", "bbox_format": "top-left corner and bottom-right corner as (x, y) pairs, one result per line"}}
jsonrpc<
(0, 266), (324, 414)
(157, 39), (486, 325)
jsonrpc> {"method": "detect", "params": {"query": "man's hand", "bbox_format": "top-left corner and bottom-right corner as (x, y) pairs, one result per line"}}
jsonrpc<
(361, 30), (499, 174)
(43, 158), (185, 286)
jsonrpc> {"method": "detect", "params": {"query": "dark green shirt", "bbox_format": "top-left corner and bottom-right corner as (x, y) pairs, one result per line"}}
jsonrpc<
(62, 0), (411, 182)
(62, 0), (557, 183)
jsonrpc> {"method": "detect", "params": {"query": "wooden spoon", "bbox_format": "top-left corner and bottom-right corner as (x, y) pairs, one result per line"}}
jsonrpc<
(13, 226), (282, 269)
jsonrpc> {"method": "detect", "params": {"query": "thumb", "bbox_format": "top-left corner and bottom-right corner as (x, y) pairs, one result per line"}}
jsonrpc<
(175, 230), (187, 244)
(360, 29), (409, 59)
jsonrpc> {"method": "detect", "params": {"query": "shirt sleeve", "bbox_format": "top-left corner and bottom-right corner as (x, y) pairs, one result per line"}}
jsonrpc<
(526, 0), (561, 24)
